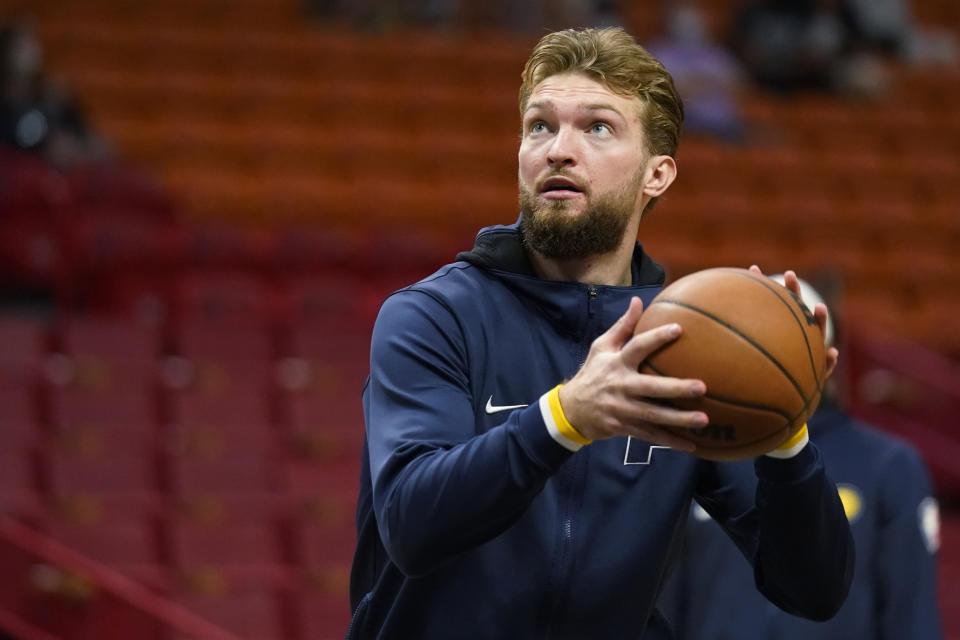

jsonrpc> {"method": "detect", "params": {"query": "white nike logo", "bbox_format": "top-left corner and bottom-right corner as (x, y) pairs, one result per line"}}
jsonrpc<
(485, 396), (528, 414)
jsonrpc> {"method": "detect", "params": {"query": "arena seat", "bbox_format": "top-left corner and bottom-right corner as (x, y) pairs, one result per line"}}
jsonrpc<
(173, 582), (291, 640)
(39, 500), (166, 590)
(0, 451), (42, 517)
(939, 509), (960, 637)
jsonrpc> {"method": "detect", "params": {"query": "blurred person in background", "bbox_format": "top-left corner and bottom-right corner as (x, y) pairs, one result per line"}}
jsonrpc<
(659, 275), (944, 640)
(729, 0), (956, 98)
(648, 2), (748, 142)
(0, 16), (111, 170)
(728, 0), (888, 97)
(841, 0), (957, 67)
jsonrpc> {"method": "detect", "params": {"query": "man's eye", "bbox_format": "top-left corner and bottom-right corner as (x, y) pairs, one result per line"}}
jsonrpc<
(530, 121), (548, 134)
(590, 123), (611, 135)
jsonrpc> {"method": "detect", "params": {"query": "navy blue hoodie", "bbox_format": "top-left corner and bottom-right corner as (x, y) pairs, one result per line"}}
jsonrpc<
(349, 222), (853, 639)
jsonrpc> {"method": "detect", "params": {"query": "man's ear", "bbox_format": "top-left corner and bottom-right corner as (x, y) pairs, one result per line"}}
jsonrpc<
(642, 155), (677, 199)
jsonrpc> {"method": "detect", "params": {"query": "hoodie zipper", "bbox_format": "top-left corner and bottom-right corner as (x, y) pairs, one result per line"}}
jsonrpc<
(544, 284), (600, 636)
(545, 455), (585, 637)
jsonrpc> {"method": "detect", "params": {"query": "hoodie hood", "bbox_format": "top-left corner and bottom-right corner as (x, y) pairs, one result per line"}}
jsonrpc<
(456, 220), (666, 286)
(454, 220), (666, 338)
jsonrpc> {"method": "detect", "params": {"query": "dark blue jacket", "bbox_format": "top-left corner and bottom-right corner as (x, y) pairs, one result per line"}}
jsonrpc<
(659, 401), (942, 639)
(349, 223), (854, 639)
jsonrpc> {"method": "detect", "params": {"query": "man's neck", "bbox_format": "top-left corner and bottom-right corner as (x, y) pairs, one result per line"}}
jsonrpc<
(527, 236), (636, 286)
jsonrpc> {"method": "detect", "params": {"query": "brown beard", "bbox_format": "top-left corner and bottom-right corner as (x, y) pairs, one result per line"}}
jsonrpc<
(518, 167), (645, 261)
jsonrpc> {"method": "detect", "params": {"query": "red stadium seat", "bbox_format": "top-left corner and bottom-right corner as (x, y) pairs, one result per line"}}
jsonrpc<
(173, 572), (291, 640)
(166, 455), (279, 496)
(56, 314), (162, 362)
(294, 583), (352, 640)
(168, 518), (285, 575)
(0, 148), (73, 219)
(0, 381), (41, 451)
(272, 227), (365, 275)
(0, 316), (50, 374)
(66, 162), (175, 221)
(291, 509), (356, 640)
(174, 269), (280, 329)
(163, 357), (277, 463)
(166, 495), (292, 639)
(938, 509), (960, 637)
(0, 450), (42, 517)
(44, 356), (161, 456)
(60, 219), (185, 312)
(279, 273), (377, 336)
(45, 451), (161, 509)
(40, 497), (167, 589)
(182, 225), (278, 272)
(171, 319), (275, 363)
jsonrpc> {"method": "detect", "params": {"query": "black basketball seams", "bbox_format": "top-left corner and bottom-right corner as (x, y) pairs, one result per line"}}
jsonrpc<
(721, 268), (823, 392)
(648, 298), (809, 405)
(722, 270), (826, 429)
(642, 361), (793, 422)
(641, 361), (793, 450)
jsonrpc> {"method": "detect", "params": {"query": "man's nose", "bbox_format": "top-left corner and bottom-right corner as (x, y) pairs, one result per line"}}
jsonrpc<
(547, 127), (578, 167)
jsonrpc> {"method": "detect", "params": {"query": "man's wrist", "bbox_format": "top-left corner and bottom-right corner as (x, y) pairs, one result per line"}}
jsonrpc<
(541, 384), (593, 451)
(765, 423), (809, 459)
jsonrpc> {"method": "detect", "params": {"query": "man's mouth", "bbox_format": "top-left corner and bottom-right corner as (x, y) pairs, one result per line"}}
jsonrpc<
(539, 176), (585, 199)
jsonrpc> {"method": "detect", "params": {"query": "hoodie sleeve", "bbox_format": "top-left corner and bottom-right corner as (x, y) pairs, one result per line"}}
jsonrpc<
(364, 288), (575, 577)
(750, 444), (855, 621)
(696, 444), (855, 622)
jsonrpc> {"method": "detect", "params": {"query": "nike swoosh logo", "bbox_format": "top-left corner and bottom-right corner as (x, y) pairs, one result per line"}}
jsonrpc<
(485, 396), (529, 414)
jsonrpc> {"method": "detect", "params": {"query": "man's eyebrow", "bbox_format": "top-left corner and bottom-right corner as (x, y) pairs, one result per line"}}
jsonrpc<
(582, 103), (627, 119)
(523, 100), (552, 115)
(523, 101), (627, 119)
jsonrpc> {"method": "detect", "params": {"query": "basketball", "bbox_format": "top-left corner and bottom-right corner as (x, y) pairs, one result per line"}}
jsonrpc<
(633, 268), (826, 461)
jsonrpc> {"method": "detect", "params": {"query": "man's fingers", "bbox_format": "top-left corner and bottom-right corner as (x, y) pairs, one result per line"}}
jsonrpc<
(621, 321), (682, 369)
(625, 424), (697, 453)
(825, 346), (839, 379)
(630, 373), (706, 400)
(813, 302), (830, 338)
(595, 297), (644, 351)
(781, 270), (801, 297)
(621, 400), (708, 429)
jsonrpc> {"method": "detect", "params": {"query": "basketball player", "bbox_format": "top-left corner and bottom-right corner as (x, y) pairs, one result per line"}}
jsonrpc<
(658, 277), (944, 639)
(349, 28), (853, 639)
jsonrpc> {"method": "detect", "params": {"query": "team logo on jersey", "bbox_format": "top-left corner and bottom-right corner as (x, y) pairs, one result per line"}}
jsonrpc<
(919, 496), (940, 554)
(836, 484), (862, 523)
(623, 437), (669, 465)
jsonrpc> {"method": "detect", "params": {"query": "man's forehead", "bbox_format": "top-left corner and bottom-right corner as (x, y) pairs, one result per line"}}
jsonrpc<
(526, 72), (640, 114)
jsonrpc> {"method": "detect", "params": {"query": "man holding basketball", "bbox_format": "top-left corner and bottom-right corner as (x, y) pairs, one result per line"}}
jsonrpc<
(349, 27), (853, 639)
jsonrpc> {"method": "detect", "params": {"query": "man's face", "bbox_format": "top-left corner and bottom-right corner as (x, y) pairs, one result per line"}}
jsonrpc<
(517, 71), (650, 260)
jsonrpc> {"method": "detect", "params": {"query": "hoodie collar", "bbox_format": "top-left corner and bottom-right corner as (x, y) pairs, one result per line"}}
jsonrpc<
(456, 221), (666, 337)
(456, 221), (666, 286)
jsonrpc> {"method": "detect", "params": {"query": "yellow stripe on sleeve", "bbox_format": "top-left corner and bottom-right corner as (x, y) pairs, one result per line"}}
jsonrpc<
(547, 385), (592, 447)
(765, 423), (809, 459)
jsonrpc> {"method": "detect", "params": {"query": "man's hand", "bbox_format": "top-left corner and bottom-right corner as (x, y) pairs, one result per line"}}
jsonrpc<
(558, 297), (707, 452)
(749, 265), (839, 380)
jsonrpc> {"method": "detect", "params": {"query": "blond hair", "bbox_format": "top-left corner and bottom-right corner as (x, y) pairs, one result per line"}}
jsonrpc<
(519, 27), (684, 159)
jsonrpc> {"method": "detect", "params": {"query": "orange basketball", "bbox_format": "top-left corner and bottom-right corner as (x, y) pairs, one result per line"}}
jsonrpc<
(633, 268), (826, 461)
